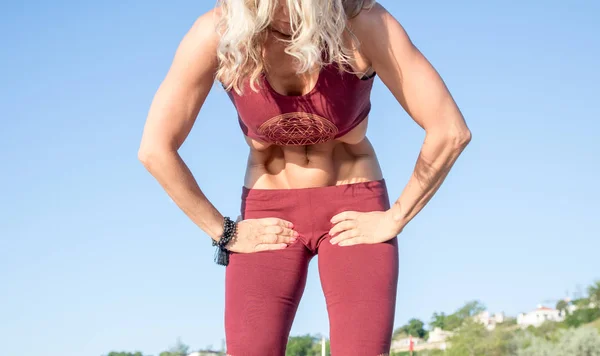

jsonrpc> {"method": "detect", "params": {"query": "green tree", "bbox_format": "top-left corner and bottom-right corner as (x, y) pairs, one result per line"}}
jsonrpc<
(445, 320), (516, 356)
(439, 300), (486, 331)
(556, 299), (569, 315)
(591, 318), (600, 334)
(159, 338), (189, 356)
(588, 280), (600, 305)
(429, 312), (447, 330)
(516, 326), (600, 356)
(417, 351), (446, 356)
(285, 334), (329, 356)
(105, 353), (145, 356)
(526, 321), (564, 342)
(563, 307), (600, 328)
(396, 318), (427, 339)
(455, 300), (486, 320)
(286, 334), (317, 356)
(446, 320), (488, 356)
(554, 327), (600, 356)
(309, 335), (330, 356)
(444, 314), (464, 331)
(572, 297), (591, 308)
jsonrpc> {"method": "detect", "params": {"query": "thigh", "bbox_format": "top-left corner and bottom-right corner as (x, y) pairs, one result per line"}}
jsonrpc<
(225, 241), (312, 356)
(318, 236), (399, 356)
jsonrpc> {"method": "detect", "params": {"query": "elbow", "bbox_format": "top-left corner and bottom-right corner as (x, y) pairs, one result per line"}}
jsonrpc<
(428, 125), (472, 150)
(137, 147), (153, 168)
(138, 144), (170, 172)
(445, 116), (472, 149)
(453, 127), (472, 149)
(138, 147), (157, 171)
(137, 132), (180, 172)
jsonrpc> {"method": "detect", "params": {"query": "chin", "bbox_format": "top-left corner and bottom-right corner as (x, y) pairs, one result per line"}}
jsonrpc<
(269, 27), (292, 38)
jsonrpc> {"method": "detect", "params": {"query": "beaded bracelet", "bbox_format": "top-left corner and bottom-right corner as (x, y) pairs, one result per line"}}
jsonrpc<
(213, 216), (237, 266)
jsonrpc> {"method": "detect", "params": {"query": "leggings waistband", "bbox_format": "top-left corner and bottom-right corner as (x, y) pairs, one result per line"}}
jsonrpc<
(241, 179), (387, 201)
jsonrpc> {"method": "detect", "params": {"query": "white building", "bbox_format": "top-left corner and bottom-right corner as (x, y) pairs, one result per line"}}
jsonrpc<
(428, 327), (453, 343)
(517, 305), (565, 328)
(473, 311), (505, 330)
(426, 327), (453, 351)
(391, 328), (453, 353)
(391, 335), (424, 349)
(188, 351), (222, 356)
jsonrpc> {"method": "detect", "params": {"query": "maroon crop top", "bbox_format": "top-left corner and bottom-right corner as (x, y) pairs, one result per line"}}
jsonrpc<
(226, 64), (375, 146)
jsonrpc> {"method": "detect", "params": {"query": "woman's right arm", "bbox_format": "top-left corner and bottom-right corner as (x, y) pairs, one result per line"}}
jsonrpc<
(138, 10), (297, 251)
(139, 11), (224, 240)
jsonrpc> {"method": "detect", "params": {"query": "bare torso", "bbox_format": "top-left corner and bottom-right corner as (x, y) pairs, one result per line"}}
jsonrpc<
(139, 4), (471, 242)
(244, 31), (382, 189)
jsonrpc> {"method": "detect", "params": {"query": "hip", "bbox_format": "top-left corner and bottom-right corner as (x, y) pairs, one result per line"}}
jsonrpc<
(241, 178), (391, 251)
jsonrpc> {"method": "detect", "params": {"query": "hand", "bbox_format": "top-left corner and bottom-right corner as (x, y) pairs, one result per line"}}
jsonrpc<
(225, 217), (299, 253)
(328, 205), (403, 246)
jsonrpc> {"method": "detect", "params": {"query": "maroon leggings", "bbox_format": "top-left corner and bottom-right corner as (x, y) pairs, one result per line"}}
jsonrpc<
(225, 179), (399, 356)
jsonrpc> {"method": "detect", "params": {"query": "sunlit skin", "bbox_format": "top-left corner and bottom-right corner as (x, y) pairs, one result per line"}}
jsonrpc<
(138, 3), (471, 354)
(270, 1), (293, 36)
(139, 1), (471, 252)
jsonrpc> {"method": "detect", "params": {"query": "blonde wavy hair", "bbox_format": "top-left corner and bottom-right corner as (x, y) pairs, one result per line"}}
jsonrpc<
(215, 0), (376, 94)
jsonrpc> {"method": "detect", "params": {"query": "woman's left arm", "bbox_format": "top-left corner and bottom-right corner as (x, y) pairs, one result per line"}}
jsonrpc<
(329, 4), (471, 245)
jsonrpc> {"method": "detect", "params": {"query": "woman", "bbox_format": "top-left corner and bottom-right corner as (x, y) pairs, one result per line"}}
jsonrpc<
(139, 0), (471, 355)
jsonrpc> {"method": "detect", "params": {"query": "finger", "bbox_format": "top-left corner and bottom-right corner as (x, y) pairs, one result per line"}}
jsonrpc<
(264, 234), (297, 246)
(330, 229), (359, 245)
(254, 243), (288, 252)
(263, 225), (283, 235)
(260, 233), (294, 245)
(338, 238), (363, 247)
(259, 233), (279, 244)
(329, 220), (356, 236)
(264, 225), (298, 238)
(260, 217), (294, 228)
(330, 211), (359, 224)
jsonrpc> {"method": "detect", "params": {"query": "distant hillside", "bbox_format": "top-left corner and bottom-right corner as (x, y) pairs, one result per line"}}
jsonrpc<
(590, 318), (600, 332)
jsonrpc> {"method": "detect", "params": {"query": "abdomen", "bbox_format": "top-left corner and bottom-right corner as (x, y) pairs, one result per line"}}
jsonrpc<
(244, 118), (383, 189)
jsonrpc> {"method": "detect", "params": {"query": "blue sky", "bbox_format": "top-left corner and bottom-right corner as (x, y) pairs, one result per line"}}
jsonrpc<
(1, 1), (599, 355)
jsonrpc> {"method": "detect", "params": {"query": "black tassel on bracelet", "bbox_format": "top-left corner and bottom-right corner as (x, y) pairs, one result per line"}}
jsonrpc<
(213, 216), (237, 266)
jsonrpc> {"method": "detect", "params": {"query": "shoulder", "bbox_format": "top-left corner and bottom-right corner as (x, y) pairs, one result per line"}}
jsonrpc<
(348, 2), (387, 32)
(171, 7), (222, 71)
(164, 7), (223, 86)
(348, 3), (414, 60)
(186, 7), (222, 45)
(348, 2), (404, 39)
